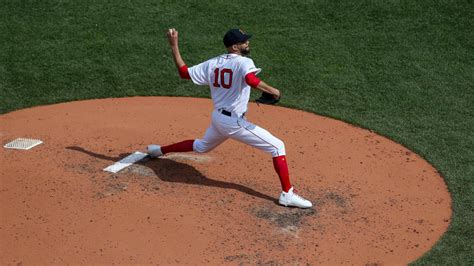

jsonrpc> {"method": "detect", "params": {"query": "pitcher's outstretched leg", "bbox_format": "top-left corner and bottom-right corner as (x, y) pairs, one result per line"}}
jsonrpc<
(147, 139), (195, 158)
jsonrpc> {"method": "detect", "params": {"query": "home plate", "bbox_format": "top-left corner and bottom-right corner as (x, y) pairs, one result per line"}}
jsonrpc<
(103, 151), (148, 173)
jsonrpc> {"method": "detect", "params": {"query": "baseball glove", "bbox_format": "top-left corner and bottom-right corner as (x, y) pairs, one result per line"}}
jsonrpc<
(256, 92), (281, 105)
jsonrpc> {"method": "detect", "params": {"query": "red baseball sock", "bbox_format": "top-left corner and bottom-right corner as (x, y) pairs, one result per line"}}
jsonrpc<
(161, 140), (195, 154)
(273, 155), (292, 192)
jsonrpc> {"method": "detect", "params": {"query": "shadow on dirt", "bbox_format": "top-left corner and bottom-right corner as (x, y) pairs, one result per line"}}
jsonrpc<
(66, 146), (277, 204)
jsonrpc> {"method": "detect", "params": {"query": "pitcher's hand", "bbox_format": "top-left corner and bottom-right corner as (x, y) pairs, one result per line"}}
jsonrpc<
(167, 28), (178, 47)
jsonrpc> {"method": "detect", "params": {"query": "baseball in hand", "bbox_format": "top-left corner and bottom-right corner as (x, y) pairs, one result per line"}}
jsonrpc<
(167, 28), (178, 46)
(168, 28), (177, 36)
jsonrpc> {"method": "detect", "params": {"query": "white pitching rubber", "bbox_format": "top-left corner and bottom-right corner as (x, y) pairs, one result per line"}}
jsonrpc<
(103, 151), (148, 173)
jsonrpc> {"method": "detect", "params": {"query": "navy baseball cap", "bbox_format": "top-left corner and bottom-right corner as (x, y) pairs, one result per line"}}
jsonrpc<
(223, 28), (252, 47)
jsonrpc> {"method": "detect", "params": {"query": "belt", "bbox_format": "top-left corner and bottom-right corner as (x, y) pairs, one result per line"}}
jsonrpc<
(221, 110), (232, 116)
(220, 109), (245, 118)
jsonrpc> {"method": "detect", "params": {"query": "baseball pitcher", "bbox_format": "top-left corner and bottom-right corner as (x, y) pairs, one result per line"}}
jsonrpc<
(148, 28), (312, 208)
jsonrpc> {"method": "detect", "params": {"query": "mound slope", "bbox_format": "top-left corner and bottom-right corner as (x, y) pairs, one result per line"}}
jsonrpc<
(0, 97), (451, 264)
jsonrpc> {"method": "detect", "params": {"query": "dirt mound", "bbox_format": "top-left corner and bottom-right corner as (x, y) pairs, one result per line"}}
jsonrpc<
(0, 97), (451, 264)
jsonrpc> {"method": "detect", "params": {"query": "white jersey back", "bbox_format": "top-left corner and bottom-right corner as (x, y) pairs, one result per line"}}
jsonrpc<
(188, 53), (261, 115)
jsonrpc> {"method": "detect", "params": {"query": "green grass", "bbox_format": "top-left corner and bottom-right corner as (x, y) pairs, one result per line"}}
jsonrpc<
(1, 0), (473, 264)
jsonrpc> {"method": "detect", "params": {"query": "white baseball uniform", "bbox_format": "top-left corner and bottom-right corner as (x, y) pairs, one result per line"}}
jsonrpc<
(188, 53), (285, 157)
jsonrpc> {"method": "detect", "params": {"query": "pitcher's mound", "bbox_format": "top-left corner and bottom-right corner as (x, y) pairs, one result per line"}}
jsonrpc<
(0, 97), (451, 264)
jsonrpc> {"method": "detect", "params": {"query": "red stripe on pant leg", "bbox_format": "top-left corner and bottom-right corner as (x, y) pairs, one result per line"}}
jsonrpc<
(161, 140), (195, 154)
(273, 155), (292, 192)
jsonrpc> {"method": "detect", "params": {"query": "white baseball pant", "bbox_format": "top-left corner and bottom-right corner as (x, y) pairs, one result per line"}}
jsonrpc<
(193, 109), (286, 157)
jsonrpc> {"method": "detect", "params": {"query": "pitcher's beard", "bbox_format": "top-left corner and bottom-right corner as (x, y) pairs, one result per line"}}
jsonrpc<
(241, 47), (250, 55)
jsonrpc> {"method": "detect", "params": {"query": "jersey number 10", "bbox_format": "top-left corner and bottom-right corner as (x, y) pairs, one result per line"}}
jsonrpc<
(213, 68), (233, 89)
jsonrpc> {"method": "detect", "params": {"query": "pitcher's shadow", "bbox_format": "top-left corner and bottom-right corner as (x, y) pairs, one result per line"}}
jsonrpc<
(66, 146), (278, 204)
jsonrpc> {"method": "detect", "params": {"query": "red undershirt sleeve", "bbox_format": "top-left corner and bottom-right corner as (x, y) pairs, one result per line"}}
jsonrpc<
(245, 72), (261, 87)
(178, 65), (191, 79)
